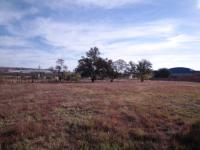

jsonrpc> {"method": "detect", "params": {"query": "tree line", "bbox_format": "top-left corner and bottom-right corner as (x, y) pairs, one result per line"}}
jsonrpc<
(54, 47), (154, 82)
(0, 47), (173, 84)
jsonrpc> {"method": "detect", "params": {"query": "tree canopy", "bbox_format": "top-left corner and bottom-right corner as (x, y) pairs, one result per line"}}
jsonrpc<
(76, 48), (153, 82)
(76, 47), (116, 82)
(154, 68), (171, 78)
(136, 59), (152, 82)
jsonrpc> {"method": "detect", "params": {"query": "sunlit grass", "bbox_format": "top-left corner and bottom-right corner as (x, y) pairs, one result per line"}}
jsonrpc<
(0, 80), (200, 149)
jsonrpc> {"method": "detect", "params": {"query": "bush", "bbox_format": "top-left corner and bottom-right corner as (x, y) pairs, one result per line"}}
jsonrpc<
(175, 121), (200, 150)
(154, 68), (171, 78)
(63, 72), (81, 81)
(70, 73), (81, 81)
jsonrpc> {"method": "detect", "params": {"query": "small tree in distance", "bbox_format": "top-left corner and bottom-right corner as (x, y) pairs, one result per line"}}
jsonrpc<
(126, 61), (137, 78)
(104, 59), (118, 82)
(76, 47), (118, 82)
(76, 47), (101, 82)
(113, 59), (128, 75)
(56, 58), (67, 82)
(56, 59), (64, 70)
(136, 59), (152, 82)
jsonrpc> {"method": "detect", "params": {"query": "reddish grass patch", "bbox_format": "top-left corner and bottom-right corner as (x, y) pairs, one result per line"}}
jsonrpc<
(0, 80), (200, 149)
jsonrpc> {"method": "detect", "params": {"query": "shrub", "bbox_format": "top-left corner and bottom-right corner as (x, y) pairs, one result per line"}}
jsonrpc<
(63, 72), (81, 81)
(175, 121), (200, 150)
(154, 68), (171, 78)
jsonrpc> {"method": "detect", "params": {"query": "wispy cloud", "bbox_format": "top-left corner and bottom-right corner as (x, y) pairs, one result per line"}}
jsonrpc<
(2, 16), (199, 69)
(198, 0), (200, 9)
(0, 0), (200, 70)
(6, 18), (176, 50)
(0, 36), (29, 47)
(0, 1), (23, 25)
(25, 0), (147, 9)
(71, 0), (143, 9)
(0, 46), (79, 69)
(0, 0), (38, 25)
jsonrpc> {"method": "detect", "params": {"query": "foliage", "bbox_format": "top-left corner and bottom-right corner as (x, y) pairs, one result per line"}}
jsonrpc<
(56, 59), (65, 73)
(125, 61), (137, 76)
(113, 59), (128, 74)
(55, 59), (68, 82)
(63, 72), (81, 81)
(105, 59), (118, 82)
(154, 68), (171, 78)
(86, 47), (100, 60)
(175, 121), (200, 150)
(76, 47), (116, 82)
(136, 59), (152, 82)
(76, 57), (96, 82)
(76, 47), (100, 82)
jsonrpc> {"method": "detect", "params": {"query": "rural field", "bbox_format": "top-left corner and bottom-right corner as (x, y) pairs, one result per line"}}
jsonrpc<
(0, 80), (200, 150)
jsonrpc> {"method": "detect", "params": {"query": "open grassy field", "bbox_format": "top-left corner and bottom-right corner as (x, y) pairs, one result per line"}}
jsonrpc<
(0, 80), (200, 150)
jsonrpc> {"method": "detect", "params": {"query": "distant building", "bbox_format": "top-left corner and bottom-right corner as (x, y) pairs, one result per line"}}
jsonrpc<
(8, 69), (52, 74)
(0, 67), (53, 75)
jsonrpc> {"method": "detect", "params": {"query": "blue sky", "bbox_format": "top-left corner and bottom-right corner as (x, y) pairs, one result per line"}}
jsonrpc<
(0, 0), (200, 70)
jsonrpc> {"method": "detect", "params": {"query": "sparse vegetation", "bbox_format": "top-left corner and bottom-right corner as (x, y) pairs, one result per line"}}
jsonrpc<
(0, 80), (200, 150)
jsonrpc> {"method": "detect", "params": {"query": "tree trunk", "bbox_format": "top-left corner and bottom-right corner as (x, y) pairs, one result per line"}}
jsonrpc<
(140, 76), (144, 82)
(110, 77), (114, 82)
(31, 73), (34, 83)
(91, 76), (96, 82)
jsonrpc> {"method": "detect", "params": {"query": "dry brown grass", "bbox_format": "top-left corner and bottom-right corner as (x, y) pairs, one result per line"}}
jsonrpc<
(0, 80), (200, 150)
